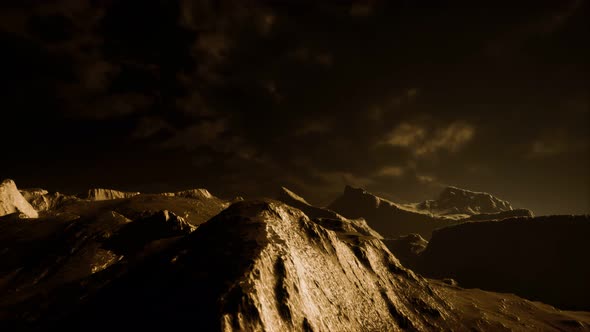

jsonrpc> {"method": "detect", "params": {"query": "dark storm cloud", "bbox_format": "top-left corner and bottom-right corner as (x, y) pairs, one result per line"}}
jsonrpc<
(1, 0), (588, 214)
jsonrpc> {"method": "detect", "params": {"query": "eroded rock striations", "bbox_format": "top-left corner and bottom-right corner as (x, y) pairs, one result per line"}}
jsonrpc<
(0, 179), (38, 218)
(20, 188), (79, 212)
(83, 188), (140, 201)
(58, 200), (458, 331)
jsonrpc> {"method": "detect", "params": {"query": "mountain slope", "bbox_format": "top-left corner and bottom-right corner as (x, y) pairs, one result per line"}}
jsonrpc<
(329, 185), (533, 239)
(329, 186), (455, 239)
(83, 188), (140, 201)
(20, 188), (79, 212)
(415, 186), (515, 216)
(1, 199), (588, 331)
(59, 200), (456, 331)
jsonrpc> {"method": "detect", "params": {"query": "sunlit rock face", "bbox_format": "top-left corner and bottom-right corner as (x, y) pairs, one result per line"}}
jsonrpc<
(62, 200), (458, 331)
(417, 186), (514, 215)
(0, 179), (38, 218)
(416, 215), (590, 311)
(20, 188), (79, 212)
(83, 188), (140, 201)
(329, 186), (455, 239)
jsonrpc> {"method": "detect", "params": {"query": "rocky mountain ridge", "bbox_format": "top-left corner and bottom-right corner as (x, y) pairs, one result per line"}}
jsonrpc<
(329, 185), (534, 239)
(1, 180), (589, 330)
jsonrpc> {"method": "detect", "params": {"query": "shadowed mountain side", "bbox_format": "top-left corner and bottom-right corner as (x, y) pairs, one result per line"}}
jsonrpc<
(382, 234), (428, 271)
(329, 186), (456, 239)
(0, 209), (195, 320)
(413, 215), (590, 311)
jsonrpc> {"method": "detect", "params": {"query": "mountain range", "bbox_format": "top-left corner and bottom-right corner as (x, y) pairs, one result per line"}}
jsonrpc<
(0, 179), (588, 331)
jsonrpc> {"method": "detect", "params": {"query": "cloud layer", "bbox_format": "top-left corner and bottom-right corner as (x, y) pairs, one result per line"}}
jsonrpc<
(1, 0), (588, 214)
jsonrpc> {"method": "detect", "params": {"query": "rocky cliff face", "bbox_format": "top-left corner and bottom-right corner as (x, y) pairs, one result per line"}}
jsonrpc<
(20, 188), (79, 212)
(414, 215), (590, 311)
(0, 179), (38, 218)
(83, 188), (141, 201)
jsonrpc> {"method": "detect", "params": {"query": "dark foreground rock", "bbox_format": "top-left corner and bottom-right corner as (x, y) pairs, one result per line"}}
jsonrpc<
(411, 215), (590, 311)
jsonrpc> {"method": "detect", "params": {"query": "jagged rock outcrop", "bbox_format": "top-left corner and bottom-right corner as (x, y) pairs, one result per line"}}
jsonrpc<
(414, 215), (590, 311)
(417, 186), (514, 215)
(0, 179), (38, 218)
(329, 186), (455, 239)
(83, 188), (140, 201)
(20, 188), (79, 212)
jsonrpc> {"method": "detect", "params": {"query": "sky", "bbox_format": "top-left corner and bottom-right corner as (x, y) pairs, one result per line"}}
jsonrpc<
(1, 0), (588, 215)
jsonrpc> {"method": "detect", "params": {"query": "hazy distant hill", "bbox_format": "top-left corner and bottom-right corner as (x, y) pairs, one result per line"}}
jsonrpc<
(329, 185), (533, 239)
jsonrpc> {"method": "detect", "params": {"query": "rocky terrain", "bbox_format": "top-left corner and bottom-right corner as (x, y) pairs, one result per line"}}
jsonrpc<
(413, 186), (515, 216)
(329, 185), (533, 239)
(83, 188), (141, 201)
(0, 179), (589, 331)
(0, 180), (38, 218)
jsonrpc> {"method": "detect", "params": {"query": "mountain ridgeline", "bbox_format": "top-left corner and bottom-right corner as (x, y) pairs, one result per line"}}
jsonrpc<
(0, 179), (588, 331)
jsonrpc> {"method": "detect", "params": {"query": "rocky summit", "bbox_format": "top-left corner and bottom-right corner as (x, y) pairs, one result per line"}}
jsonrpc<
(416, 186), (515, 215)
